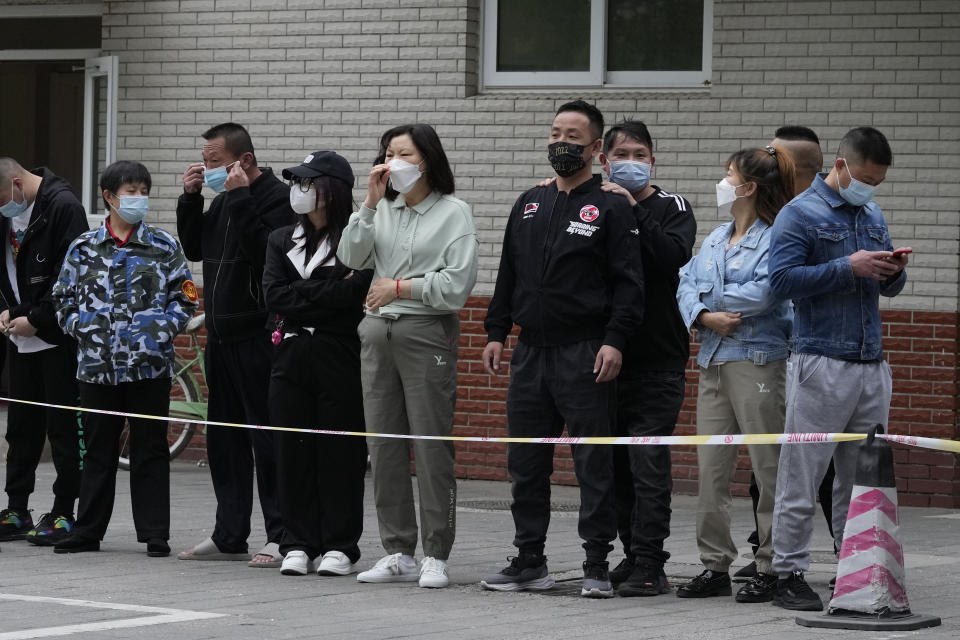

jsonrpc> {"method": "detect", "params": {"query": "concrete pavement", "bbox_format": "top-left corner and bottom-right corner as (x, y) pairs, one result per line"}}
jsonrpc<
(1, 459), (958, 639)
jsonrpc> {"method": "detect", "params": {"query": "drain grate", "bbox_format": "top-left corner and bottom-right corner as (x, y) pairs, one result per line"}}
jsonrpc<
(459, 499), (580, 512)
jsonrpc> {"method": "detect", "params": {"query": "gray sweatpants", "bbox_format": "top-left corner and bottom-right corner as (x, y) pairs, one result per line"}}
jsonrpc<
(771, 353), (892, 577)
(358, 314), (460, 561)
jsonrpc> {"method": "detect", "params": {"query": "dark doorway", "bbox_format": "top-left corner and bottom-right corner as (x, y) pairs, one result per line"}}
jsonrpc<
(0, 61), (85, 197)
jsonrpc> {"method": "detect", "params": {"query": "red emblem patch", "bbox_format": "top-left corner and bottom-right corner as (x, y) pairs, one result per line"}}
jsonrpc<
(524, 202), (539, 215)
(579, 205), (599, 222)
(182, 280), (199, 303)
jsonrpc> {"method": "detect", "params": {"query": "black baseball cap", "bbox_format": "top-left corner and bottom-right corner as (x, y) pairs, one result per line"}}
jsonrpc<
(282, 151), (355, 188)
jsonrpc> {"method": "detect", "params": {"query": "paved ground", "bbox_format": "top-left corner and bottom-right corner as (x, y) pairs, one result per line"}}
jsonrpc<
(1, 458), (957, 640)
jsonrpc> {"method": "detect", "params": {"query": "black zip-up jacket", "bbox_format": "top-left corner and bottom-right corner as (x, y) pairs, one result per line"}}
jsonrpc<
(262, 224), (373, 338)
(485, 175), (644, 351)
(176, 168), (295, 342)
(0, 168), (88, 346)
(622, 186), (697, 375)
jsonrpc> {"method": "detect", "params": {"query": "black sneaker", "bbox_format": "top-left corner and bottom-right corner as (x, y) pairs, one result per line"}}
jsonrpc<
(772, 570), (824, 611)
(609, 556), (636, 587)
(676, 569), (732, 598)
(26, 513), (74, 546)
(581, 560), (614, 599)
(481, 553), (554, 592)
(732, 560), (758, 582)
(0, 508), (33, 541)
(147, 538), (170, 557)
(619, 562), (671, 597)
(54, 535), (100, 554)
(735, 572), (778, 603)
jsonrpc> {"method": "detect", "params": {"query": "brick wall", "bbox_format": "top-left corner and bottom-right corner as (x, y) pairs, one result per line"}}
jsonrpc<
(178, 298), (957, 504)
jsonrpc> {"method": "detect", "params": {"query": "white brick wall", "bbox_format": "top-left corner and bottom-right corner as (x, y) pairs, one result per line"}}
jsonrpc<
(6, 0), (959, 310)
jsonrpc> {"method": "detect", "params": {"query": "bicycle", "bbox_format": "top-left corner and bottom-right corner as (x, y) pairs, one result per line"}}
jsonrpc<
(118, 312), (207, 470)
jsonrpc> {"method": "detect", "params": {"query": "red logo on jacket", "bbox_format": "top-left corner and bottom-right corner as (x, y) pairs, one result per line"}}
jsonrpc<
(579, 205), (599, 222)
(524, 202), (539, 215)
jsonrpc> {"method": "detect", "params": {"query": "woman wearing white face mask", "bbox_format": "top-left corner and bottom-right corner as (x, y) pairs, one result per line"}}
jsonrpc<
(675, 147), (795, 603)
(263, 151), (372, 578)
(338, 124), (478, 589)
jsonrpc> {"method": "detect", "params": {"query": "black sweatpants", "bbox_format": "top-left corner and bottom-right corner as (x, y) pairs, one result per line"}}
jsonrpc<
(74, 378), (171, 541)
(4, 342), (83, 515)
(270, 331), (367, 562)
(205, 333), (282, 553)
(506, 339), (616, 561)
(613, 370), (686, 565)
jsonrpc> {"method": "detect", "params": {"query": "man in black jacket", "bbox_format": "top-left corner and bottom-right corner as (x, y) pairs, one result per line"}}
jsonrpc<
(176, 123), (293, 565)
(0, 158), (88, 546)
(480, 101), (644, 598)
(597, 122), (697, 597)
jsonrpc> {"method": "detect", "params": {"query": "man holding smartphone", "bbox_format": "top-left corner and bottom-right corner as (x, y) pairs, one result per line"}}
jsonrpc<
(767, 127), (909, 611)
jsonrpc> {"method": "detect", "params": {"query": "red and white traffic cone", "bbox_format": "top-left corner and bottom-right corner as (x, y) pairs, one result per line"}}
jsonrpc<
(797, 426), (941, 631)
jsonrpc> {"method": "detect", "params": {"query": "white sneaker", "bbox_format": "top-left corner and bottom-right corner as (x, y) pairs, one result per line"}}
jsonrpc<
(419, 556), (449, 588)
(317, 551), (356, 576)
(280, 550), (311, 576)
(356, 553), (419, 583)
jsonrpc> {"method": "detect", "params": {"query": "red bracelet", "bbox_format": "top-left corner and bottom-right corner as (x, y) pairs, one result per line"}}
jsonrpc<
(396, 279), (401, 299)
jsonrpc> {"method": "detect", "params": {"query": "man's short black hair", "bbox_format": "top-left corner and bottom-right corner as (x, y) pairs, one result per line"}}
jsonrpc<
(100, 160), (152, 209)
(202, 122), (257, 165)
(774, 125), (820, 145)
(603, 120), (653, 154)
(556, 99), (604, 140)
(375, 123), (455, 200)
(838, 126), (893, 166)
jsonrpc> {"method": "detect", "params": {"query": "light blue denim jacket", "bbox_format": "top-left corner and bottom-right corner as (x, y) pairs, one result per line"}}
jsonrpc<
(769, 173), (905, 361)
(677, 218), (792, 368)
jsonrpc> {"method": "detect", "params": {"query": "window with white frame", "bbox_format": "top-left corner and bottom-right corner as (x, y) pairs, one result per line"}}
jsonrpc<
(482, 0), (713, 89)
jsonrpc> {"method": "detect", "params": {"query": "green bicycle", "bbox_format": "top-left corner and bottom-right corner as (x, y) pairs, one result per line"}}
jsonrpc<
(118, 312), (208, 470)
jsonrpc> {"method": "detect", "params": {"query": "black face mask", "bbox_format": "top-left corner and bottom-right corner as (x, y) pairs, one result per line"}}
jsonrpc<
(547, 140), (591, 177)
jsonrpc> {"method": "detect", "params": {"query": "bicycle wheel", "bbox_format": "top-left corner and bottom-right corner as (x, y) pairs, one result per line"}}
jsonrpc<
(118, 370), (201, 471)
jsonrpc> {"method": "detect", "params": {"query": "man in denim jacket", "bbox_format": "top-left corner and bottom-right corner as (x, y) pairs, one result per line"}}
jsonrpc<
(767, 127), (909, 611)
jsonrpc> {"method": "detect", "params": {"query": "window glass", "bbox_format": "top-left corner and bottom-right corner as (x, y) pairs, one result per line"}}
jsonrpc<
(496, 0), (591, 72)
(606, 0), (703, 72)
(0, 17), (101, 49)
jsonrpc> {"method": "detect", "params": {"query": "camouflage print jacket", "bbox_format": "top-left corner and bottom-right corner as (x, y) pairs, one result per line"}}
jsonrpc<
(52, 221), (199, 385)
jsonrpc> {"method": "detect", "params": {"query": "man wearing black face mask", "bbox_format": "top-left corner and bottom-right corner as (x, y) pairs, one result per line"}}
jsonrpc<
(481, 100), (644, 598)
(176, 122), (294, 566)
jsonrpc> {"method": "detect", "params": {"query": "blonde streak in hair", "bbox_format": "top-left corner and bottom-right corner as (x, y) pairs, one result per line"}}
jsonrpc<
(771, 145), (796, 208)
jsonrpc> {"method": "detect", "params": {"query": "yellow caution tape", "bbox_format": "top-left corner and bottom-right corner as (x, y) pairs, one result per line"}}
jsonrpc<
(0, 396), (955, 451)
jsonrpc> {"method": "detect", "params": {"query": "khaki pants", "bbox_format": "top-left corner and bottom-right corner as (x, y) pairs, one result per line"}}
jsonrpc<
(359, 314), (459, 561)
(695, 360), (785, 574)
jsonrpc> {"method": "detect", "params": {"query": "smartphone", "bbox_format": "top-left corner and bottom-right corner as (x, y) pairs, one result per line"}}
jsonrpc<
(891, 248), (912, 257)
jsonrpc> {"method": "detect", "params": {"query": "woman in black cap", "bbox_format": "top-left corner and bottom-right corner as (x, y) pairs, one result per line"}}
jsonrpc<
(263, 151), (372, 577)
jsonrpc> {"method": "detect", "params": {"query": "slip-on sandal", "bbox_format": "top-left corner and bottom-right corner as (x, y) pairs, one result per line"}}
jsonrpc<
(248, 541), (283, 568)
(177, 536), (248, 561)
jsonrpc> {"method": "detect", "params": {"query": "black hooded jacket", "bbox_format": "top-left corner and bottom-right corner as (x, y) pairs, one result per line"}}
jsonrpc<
(0, 168), (89, 346)
(176, 168), (295, 342)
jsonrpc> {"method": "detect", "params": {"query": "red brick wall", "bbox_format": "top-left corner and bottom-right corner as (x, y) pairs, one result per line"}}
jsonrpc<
(177, 295), (959, 507)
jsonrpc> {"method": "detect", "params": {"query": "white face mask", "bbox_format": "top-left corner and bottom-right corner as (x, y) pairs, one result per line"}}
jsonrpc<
(289, 185), (317, 214)
(715, 178), (746, 216)
(387, 158), (423, 194)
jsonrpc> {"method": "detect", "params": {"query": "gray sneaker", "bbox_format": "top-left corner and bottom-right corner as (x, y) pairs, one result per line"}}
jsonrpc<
(481, 554), (555, 592)
(581, 561), (614, 599)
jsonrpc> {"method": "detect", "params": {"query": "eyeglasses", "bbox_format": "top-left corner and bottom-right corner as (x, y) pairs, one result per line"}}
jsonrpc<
(289, 178), (315, 193)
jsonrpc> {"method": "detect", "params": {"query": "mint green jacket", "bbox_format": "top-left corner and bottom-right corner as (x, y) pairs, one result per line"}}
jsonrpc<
(338, 191), (478, 316)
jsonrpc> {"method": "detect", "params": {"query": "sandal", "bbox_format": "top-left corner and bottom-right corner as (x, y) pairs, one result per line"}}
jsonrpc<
(177, 536), (248, 561)
(248, 541), (283, 568)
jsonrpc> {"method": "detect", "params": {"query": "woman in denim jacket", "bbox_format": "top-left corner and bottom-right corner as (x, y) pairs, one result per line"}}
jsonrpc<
(675, 147), (795, 603)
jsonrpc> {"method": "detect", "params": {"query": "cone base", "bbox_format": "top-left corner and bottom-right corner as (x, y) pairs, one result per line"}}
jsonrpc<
(796, 611), (941, 631)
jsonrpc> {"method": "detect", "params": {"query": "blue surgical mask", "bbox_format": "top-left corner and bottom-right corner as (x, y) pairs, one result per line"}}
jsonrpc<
(111, 195), (149, 224)
(1, 183), (29, 219)
(203, 161), (236, 193)
(837, 160), (876, 207)
(608, 161), (651, 194)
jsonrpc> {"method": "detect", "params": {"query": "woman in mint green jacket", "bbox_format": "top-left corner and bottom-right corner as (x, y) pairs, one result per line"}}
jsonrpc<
(338, 123), (477, 590)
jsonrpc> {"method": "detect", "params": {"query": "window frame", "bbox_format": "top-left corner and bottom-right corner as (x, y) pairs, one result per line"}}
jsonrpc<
(481, 0), (713, 90)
